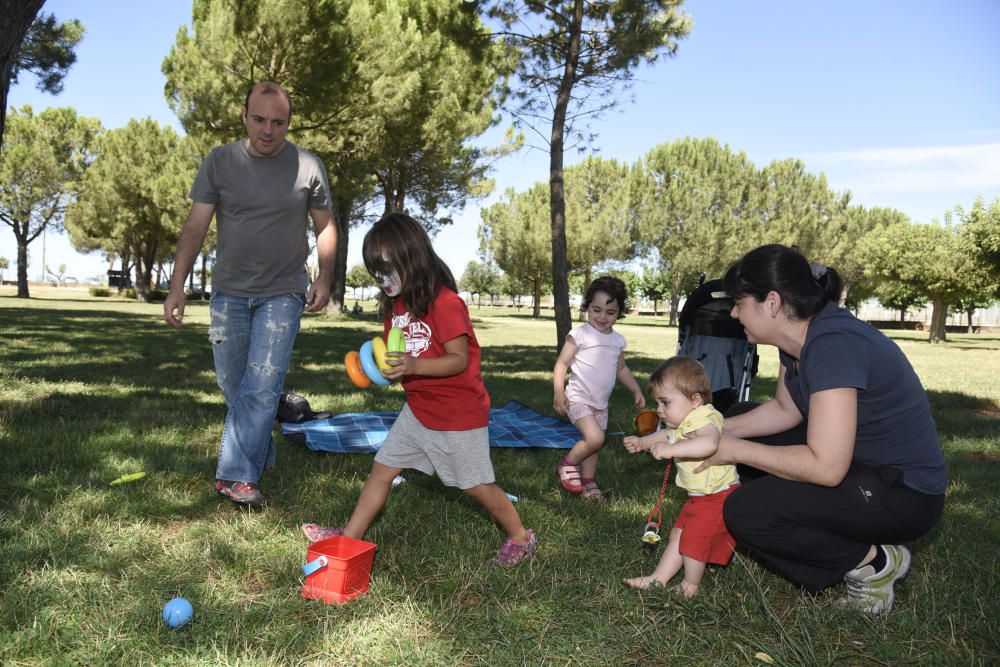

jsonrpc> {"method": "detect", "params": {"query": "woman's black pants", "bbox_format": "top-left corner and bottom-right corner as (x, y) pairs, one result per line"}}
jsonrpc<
(722, 402), (944, 593)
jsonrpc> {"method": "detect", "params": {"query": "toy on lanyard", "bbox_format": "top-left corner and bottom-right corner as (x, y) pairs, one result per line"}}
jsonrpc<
(641, 458), (673, 546)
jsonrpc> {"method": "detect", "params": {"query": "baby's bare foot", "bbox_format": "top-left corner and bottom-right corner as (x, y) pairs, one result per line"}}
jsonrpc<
(677, 581), (700, 598)
(624, 575), (667, 590)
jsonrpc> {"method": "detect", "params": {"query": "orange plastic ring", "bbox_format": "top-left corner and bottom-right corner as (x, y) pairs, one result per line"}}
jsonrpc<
(345, 350), (372, 389)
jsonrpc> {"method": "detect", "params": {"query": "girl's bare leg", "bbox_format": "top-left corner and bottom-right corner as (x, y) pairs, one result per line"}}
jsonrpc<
(342, 461), (404, 539)
(580, 450), (600, 481)
(565, 415), (605, 466)
(464, 482), (531, 542)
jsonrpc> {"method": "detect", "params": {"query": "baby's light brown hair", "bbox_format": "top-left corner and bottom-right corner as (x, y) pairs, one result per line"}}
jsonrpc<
(649, 356), (713, 404)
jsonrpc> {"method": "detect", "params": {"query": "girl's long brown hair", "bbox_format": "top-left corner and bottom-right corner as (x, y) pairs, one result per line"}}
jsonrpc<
(362, 213), (457, 319)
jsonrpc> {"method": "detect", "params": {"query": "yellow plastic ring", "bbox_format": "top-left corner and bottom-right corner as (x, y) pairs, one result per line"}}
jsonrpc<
(371, 336), (390, 371)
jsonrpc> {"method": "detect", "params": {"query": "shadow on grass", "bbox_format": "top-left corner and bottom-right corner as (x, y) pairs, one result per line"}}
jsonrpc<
(2, 301), (998, 664)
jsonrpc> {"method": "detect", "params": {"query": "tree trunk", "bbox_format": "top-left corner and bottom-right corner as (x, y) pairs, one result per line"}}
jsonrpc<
(117, 252), (132, 291)
(669, 273), (682, 326)
(966, 308), (975, 334)
(198, 251), (209, 299)
(532, 273), (542, 319)
(548, 0), (584, 353)
(578, 267), (592, 321)
(928, 299), (948, 343)
(381, 173), (405, 215)
(135, 241), (156, 302)
(16, 236), (29, 298)
(326, 200), (351, 315)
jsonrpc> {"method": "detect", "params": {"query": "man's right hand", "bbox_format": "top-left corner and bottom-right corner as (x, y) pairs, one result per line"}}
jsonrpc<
(164, 290), (187, 328)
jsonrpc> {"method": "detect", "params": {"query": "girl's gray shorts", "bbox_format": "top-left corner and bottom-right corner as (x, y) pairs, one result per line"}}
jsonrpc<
(374, 403), (495, 490)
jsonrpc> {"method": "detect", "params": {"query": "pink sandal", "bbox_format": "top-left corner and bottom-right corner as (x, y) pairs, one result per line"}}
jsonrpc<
(489, 530), (538, 566)
(581, 481), (606, 502)
(557, 457), (583, 494)
(301, 523), (343, 543)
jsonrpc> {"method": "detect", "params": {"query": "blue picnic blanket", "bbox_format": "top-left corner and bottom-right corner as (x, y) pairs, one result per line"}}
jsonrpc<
(280, 400), (579, 454)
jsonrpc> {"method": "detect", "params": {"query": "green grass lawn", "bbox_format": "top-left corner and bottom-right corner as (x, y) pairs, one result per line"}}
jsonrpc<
(1, 292), (998, 665)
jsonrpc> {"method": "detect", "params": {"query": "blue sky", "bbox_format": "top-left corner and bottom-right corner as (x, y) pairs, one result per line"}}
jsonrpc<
(4, 0), (999, 282)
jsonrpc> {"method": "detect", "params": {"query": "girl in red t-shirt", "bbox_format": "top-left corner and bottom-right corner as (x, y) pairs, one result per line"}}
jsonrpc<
(301, 213), (536, 566)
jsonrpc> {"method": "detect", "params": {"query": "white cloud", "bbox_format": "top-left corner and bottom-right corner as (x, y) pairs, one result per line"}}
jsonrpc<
(805, 143), (1000, 194)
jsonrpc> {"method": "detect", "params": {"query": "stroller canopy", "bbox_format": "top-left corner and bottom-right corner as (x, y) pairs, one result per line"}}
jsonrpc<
(676, 278), (757, 414)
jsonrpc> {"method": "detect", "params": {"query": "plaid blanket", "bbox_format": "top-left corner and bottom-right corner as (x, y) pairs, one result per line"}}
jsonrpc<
(280, 400), (579, 454)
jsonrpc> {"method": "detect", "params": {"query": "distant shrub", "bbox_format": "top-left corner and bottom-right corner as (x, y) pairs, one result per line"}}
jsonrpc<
(89, 287), (111, 297)
(148, 289), (167, 302)
(124, 288), (137, 300)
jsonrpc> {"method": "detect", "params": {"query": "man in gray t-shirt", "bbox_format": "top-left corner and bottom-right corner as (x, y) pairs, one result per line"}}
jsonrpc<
(164, 82), (337, 508)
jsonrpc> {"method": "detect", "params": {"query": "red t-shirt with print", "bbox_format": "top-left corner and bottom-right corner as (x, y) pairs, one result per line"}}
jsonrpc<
(385, 287), (490, 430)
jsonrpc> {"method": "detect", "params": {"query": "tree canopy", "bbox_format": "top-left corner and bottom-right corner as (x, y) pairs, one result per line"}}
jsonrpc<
(479, 184), (552, 316)
(66, 119), (197, 301)
(476, 137), (974, 330)
(345, 262), (376, 300)
(0, 5), (83, 153)
(857, 216), (996, 343)
(635, 137), (756, 321)
(460, 260), (501, 307)
(564, 156), (636, 286)
(0, 105), (98, 297)
(962, 197), (1000, 281)
(163, 0), (508, 311)
(484, 0), (692, 349)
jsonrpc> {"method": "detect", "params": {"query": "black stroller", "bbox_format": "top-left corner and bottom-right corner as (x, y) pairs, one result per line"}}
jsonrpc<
(676, 277), (758, 415)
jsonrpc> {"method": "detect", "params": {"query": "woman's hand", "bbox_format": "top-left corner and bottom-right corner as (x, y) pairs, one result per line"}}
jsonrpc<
(692, 434), (736, 473)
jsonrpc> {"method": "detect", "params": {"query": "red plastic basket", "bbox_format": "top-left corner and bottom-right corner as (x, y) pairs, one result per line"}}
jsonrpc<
(301, 535), (377, 604)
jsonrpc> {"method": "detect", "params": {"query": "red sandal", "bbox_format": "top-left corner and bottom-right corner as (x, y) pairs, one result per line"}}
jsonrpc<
(557, 457), (583, 494)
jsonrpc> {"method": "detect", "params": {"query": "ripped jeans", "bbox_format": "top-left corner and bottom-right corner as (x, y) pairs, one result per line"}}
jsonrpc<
(209, 290), (305, 484)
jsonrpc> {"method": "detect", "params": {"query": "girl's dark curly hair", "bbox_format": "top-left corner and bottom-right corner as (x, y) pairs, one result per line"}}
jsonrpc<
(581, 275), (631, 318)
(362, 213), (457, 319)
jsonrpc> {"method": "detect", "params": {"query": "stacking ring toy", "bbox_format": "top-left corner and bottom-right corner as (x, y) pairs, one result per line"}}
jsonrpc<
(345, 350), (371, 389)
(386, 327), (406, 354)
(371, 336), (390, 371)
(359, 340), (391, 386)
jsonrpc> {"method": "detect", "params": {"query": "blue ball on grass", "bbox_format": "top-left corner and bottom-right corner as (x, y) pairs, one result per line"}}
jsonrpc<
(162, 597), (194, 628)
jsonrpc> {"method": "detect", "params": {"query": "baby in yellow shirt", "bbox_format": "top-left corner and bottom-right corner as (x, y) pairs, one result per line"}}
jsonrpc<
(623, 356), (740, 597)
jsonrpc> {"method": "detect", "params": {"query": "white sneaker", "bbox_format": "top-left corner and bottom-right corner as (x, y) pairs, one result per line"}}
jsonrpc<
(838, 544), (911, 615)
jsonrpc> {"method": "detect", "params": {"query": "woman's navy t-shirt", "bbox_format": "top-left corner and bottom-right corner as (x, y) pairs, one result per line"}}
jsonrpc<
(779, 301), (946, 495)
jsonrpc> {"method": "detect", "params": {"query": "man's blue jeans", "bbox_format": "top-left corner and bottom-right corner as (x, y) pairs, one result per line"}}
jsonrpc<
(209, 291), (304, 484)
